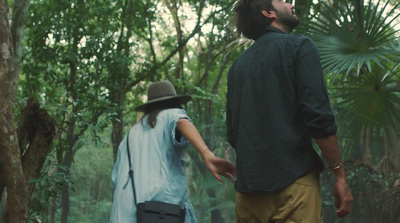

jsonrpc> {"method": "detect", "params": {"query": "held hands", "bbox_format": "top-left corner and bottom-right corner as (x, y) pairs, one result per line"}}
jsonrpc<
(175, 119), (236, 182)
(202, 149), (237, 183)
(333, 178), (353, 218)
(176, 119), (237, 182)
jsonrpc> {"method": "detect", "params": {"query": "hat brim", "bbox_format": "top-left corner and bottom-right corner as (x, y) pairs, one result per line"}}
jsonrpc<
(135, 95), (192, 112)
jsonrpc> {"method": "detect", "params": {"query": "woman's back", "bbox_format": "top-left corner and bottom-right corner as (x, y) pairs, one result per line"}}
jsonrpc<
(110, 80), (236, 223)
(110, 108), (196, 223)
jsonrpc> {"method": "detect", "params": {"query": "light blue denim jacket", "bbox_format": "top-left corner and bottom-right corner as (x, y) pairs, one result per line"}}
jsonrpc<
(110, 108), (196, 223)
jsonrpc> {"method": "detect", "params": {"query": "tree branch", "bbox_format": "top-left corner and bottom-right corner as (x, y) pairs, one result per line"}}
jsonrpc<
(158, 1), (236, 69)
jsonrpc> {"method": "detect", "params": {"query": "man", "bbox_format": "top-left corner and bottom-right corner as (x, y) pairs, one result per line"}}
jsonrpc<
(226, 0), (353, 222)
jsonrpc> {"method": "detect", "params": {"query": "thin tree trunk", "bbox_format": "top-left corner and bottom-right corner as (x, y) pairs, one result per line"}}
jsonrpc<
(387, 102), (400, 172)
(0, 190), (6, 221)
(60, 7), (81, 219)
(362, 127), (372, 164)
(387, 130), (400, 172)
(0, 184), (4, 211)
(95, 181), (102, 203)
(112, 113), (124, 162)
(383, 118), (400, 172)
(10, 0), (31, 99)
(60, 106), (78, 223)
(49, 197), (56, 223)
(163, 0), (184, 79)
(60, 151), (73, 223)
(111, 0), (132, 162)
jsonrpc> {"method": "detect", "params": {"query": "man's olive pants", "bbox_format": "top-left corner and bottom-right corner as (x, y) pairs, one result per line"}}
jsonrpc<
(235, 170), (323, 223)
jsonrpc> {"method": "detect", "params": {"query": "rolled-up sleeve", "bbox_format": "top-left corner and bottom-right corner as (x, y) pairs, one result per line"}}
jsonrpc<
(170, 109), (191, 147)
(295, 37), (337, 139)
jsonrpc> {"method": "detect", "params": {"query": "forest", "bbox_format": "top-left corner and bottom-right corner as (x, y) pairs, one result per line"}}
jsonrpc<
(0, 0), (399, 222)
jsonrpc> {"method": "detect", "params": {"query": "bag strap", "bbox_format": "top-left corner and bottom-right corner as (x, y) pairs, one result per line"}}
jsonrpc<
(126, 130), (138, 207)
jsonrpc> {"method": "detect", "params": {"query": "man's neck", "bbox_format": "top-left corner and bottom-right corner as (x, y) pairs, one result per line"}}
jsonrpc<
(270, 23), (290, 34)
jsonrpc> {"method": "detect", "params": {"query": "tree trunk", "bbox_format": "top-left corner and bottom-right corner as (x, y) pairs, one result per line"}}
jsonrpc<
(362, 126), (372, 164)
(0, 1), (28, 222)
(0, 97), (56, 223)
(0, 183), (4, 213)
(163, 0), (184, 79)
(382, 114), (400, 173)
(60, 187), (70, 223)
(10, 0), (31, 99)
(17, 98), (56, 203)
(95, 180), (102, 203)
(112, 112), (124, 162)
(1, 0), (36, 221)
(0, 190), (6, 221)
(60, 144), (75, 223)
(60, 117), (77, 223)
(60, 14), (81, 221)
(49, 197), (56, 223)
(111, 0), (133, 162)
(387, 130), (400, 172)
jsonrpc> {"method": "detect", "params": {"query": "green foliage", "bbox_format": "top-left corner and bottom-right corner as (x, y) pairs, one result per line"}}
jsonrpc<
(28, 161), (77, 222)
(188, 171), (236, 223)
(330, 63), (400, 160)
(321, 164), (399, 223)
(69, 200), (112, 223)
(297, 1), (400, 221)
(299, 0), (400, 167)
(22, 0), (118, 135)
(13, 0), (400, 222)
(302, 0), (400, 78)
(66, 138), (114, 223)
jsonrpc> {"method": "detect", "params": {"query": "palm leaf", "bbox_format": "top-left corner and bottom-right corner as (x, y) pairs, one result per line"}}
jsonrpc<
(330, 63), (400, 158)
(303, 0), (400, 78)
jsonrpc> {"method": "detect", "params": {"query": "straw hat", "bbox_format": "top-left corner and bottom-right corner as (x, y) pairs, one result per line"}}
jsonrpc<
(135, 80), (192, 112)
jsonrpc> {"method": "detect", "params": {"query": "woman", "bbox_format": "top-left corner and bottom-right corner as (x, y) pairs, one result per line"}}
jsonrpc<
(110, 80), (237, 223)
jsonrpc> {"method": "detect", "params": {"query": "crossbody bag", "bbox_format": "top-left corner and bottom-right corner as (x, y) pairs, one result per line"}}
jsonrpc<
(126, 131), (186, 223)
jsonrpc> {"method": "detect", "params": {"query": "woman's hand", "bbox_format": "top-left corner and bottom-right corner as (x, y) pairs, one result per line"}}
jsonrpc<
(176, 119), (237, 182)
(202, 150), (237, 183)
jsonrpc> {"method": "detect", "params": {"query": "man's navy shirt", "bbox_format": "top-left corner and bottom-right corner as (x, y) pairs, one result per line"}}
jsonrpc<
(226, 27), (337, 192)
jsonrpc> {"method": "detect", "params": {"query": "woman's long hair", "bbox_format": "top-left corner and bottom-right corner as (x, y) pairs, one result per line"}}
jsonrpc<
(143, 99), (182, 128)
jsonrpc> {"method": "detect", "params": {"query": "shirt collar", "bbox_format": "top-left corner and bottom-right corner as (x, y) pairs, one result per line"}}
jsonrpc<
(264, 26), (286, 34)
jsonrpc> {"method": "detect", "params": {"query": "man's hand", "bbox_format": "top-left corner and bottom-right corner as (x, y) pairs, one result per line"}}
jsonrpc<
(315, 135), (353, 218)
(333, 178), (353, 218)
(203, 150), (237, 183)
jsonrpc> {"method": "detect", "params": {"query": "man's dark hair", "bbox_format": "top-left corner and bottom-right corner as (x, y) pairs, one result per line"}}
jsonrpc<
(235, 0), (274, 40)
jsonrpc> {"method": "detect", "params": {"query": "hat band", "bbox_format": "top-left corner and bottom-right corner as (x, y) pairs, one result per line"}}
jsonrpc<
(148, 94), (176, 101)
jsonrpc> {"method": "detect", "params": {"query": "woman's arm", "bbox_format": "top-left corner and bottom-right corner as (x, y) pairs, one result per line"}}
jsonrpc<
(177, 118), (237, 182)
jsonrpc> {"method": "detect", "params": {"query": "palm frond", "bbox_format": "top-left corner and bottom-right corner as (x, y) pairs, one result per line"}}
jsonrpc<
(331, 64), (400, 157)
(304, 0), (400, 78)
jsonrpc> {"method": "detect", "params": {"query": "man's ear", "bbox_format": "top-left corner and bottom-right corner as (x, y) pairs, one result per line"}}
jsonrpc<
(262, 9), (276, 19)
